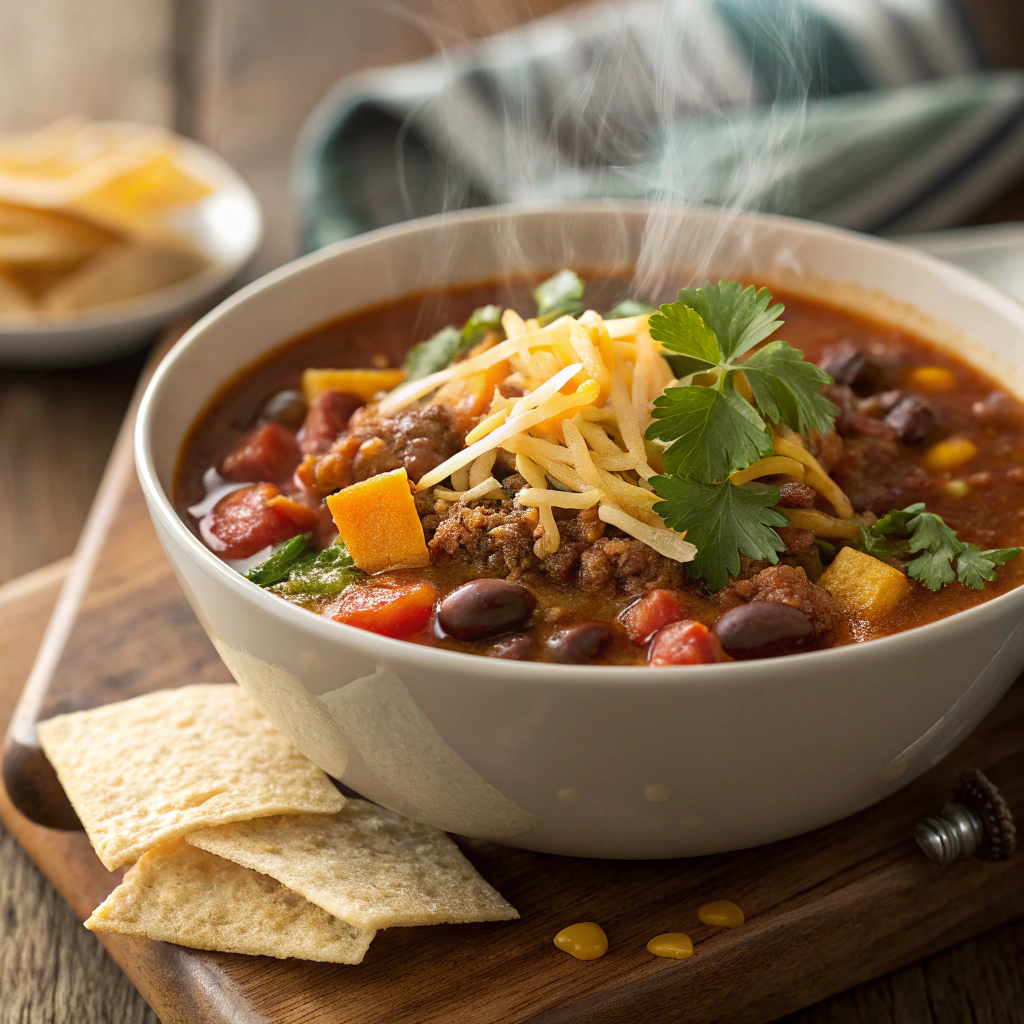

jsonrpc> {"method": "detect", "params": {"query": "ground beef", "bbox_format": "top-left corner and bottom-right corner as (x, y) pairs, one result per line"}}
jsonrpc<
(500, 473), (530, 496)
(578, 536), (689, 595)
(776, 526), (816, 555)
(428, 500), (540, 578)
(776, 482), (816, 509)
(805, 430), (843, 472)
(715, 564), (836, 637)
(824, 384), (897, 439)
(830, 434), (931, 516)
(312, 404), (463, 496)
(540, 508), (605, 583)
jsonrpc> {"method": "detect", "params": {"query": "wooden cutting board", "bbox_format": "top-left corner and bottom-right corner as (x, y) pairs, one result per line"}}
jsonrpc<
(3, 351), (1024, 1024)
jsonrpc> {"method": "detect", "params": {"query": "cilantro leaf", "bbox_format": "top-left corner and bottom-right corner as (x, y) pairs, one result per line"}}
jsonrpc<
(534, 270), (584, 325)
(607, 298), (656, 318)
(872, 504), (924, 538)
(403, 326), (463, 380)
(403, 305), (505, 380)
(271, 540), (362, 597)
(647, 302), (721, 370)
(956, 545), (1022, 589)
(245, 535), (309, 586)
(647, 380), (772, 483)
(676, 281), (785, 361)
(461, 304), (503, 346)
(741, 341), (838, 435)
(904, 509), (962, 591)
(652, 477), (788, 591)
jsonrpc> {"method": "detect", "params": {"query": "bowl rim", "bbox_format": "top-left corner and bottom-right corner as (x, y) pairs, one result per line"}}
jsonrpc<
(0, 130), (263, 338)
(135, 198), (1024, 687)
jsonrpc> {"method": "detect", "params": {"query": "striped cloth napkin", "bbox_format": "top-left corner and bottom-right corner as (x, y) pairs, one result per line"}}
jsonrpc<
(294, 0), (1024, 251)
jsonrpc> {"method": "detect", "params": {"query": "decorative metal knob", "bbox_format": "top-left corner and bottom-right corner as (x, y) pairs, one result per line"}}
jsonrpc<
(915, 769), (1016, 867)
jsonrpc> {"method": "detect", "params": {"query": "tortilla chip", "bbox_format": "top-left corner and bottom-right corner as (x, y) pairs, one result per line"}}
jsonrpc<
(187, 800), (519, 930)
(37, 684), (344, 870)
(40, 241), (208, 312)
(86, 840), (375, 964)
(0, 269), (34, 316)
(0, 202), (118, 265)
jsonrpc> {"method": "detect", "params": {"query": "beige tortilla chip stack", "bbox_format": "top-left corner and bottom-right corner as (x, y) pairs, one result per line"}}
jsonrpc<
(39, 683), (518, 965)
(188, 801), (519, 930)
(36, 684), (344, 871)
(85, 840), (375, 964)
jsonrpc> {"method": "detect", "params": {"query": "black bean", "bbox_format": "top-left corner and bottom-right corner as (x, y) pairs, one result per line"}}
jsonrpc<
(259, 389), (308, 430)
(820, 344), (884, 395)
(437, 580), (536, 641)
(884, 395), (939, 444)
(488, 634), (532, 660)
(546, 621), (614, 664)
(713, 601), (812, 651)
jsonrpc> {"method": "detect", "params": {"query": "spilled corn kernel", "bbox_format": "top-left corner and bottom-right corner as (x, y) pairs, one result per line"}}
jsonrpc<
(554, 922), (608, 960)
(647, 932), (693, 959)
(697, 900), (745, 928)
(907, 366), (957, 392)
(923, 438), (978, 472)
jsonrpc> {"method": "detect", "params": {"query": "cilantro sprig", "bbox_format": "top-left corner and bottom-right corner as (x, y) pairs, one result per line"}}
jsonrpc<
(645, 282), (838, 591)
(859, 503), (1021, 591)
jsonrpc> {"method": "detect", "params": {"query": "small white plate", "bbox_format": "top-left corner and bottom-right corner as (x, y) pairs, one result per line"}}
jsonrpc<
(0, 130), (263, 367)
(899, 222), (1024, 305)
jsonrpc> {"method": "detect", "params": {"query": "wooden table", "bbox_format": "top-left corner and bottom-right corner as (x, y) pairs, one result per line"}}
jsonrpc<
(1, 2), (1024, 1022)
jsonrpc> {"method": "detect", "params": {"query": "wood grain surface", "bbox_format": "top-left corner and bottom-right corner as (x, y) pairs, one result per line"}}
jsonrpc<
(2, 0), (1024, 1021)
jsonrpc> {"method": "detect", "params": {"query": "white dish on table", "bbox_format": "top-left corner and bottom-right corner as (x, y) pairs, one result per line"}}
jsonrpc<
(135, 201), (1024, 859)
(0, 131), (262, 368)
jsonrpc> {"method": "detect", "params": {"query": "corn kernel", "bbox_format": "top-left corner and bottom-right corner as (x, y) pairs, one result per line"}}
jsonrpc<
(818, 547), (911, 622)
(907, 366), (957, 392)
(923, 438), (978, 472)
(944, 479), (970, 499)
(647, 932), (694, 959)
(698, 900), (745, 928)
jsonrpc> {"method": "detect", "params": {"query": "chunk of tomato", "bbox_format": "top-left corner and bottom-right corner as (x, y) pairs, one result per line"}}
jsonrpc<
(199, 483), (309, 560)
(299, 391), (363, 455)
(219, 423), (301, 485)
(649, 620), (730, 667)
(619, 589), (686, 645)
(332, 579), (438, 638)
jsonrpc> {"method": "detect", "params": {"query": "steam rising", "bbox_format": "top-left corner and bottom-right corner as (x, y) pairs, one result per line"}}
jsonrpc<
(388, 0), (827, 300)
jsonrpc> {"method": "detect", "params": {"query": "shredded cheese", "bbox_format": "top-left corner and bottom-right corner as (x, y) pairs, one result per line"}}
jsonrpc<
(773, 432), (855, 519)
(598, 505), (696, 563)
(434, 477), (505, 502)
(784, 509), (861, 540)
(730, 456), (806, 486)
(517, 487), (601, 510)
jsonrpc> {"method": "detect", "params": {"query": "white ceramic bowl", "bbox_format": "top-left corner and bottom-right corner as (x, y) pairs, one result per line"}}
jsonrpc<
(135, 202), (1024, 859)
(0, 131), (262, 367)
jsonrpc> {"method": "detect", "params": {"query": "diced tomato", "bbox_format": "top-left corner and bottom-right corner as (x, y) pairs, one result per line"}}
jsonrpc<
(219, 423), (301, 485)
(199, 483), (308, 560)
(332, 579), (438, 638)
(619, 589), (686, 645)
(267, 493), (318, 531)
(649, 620), (730, 667)
(299, 391), (363, 455)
